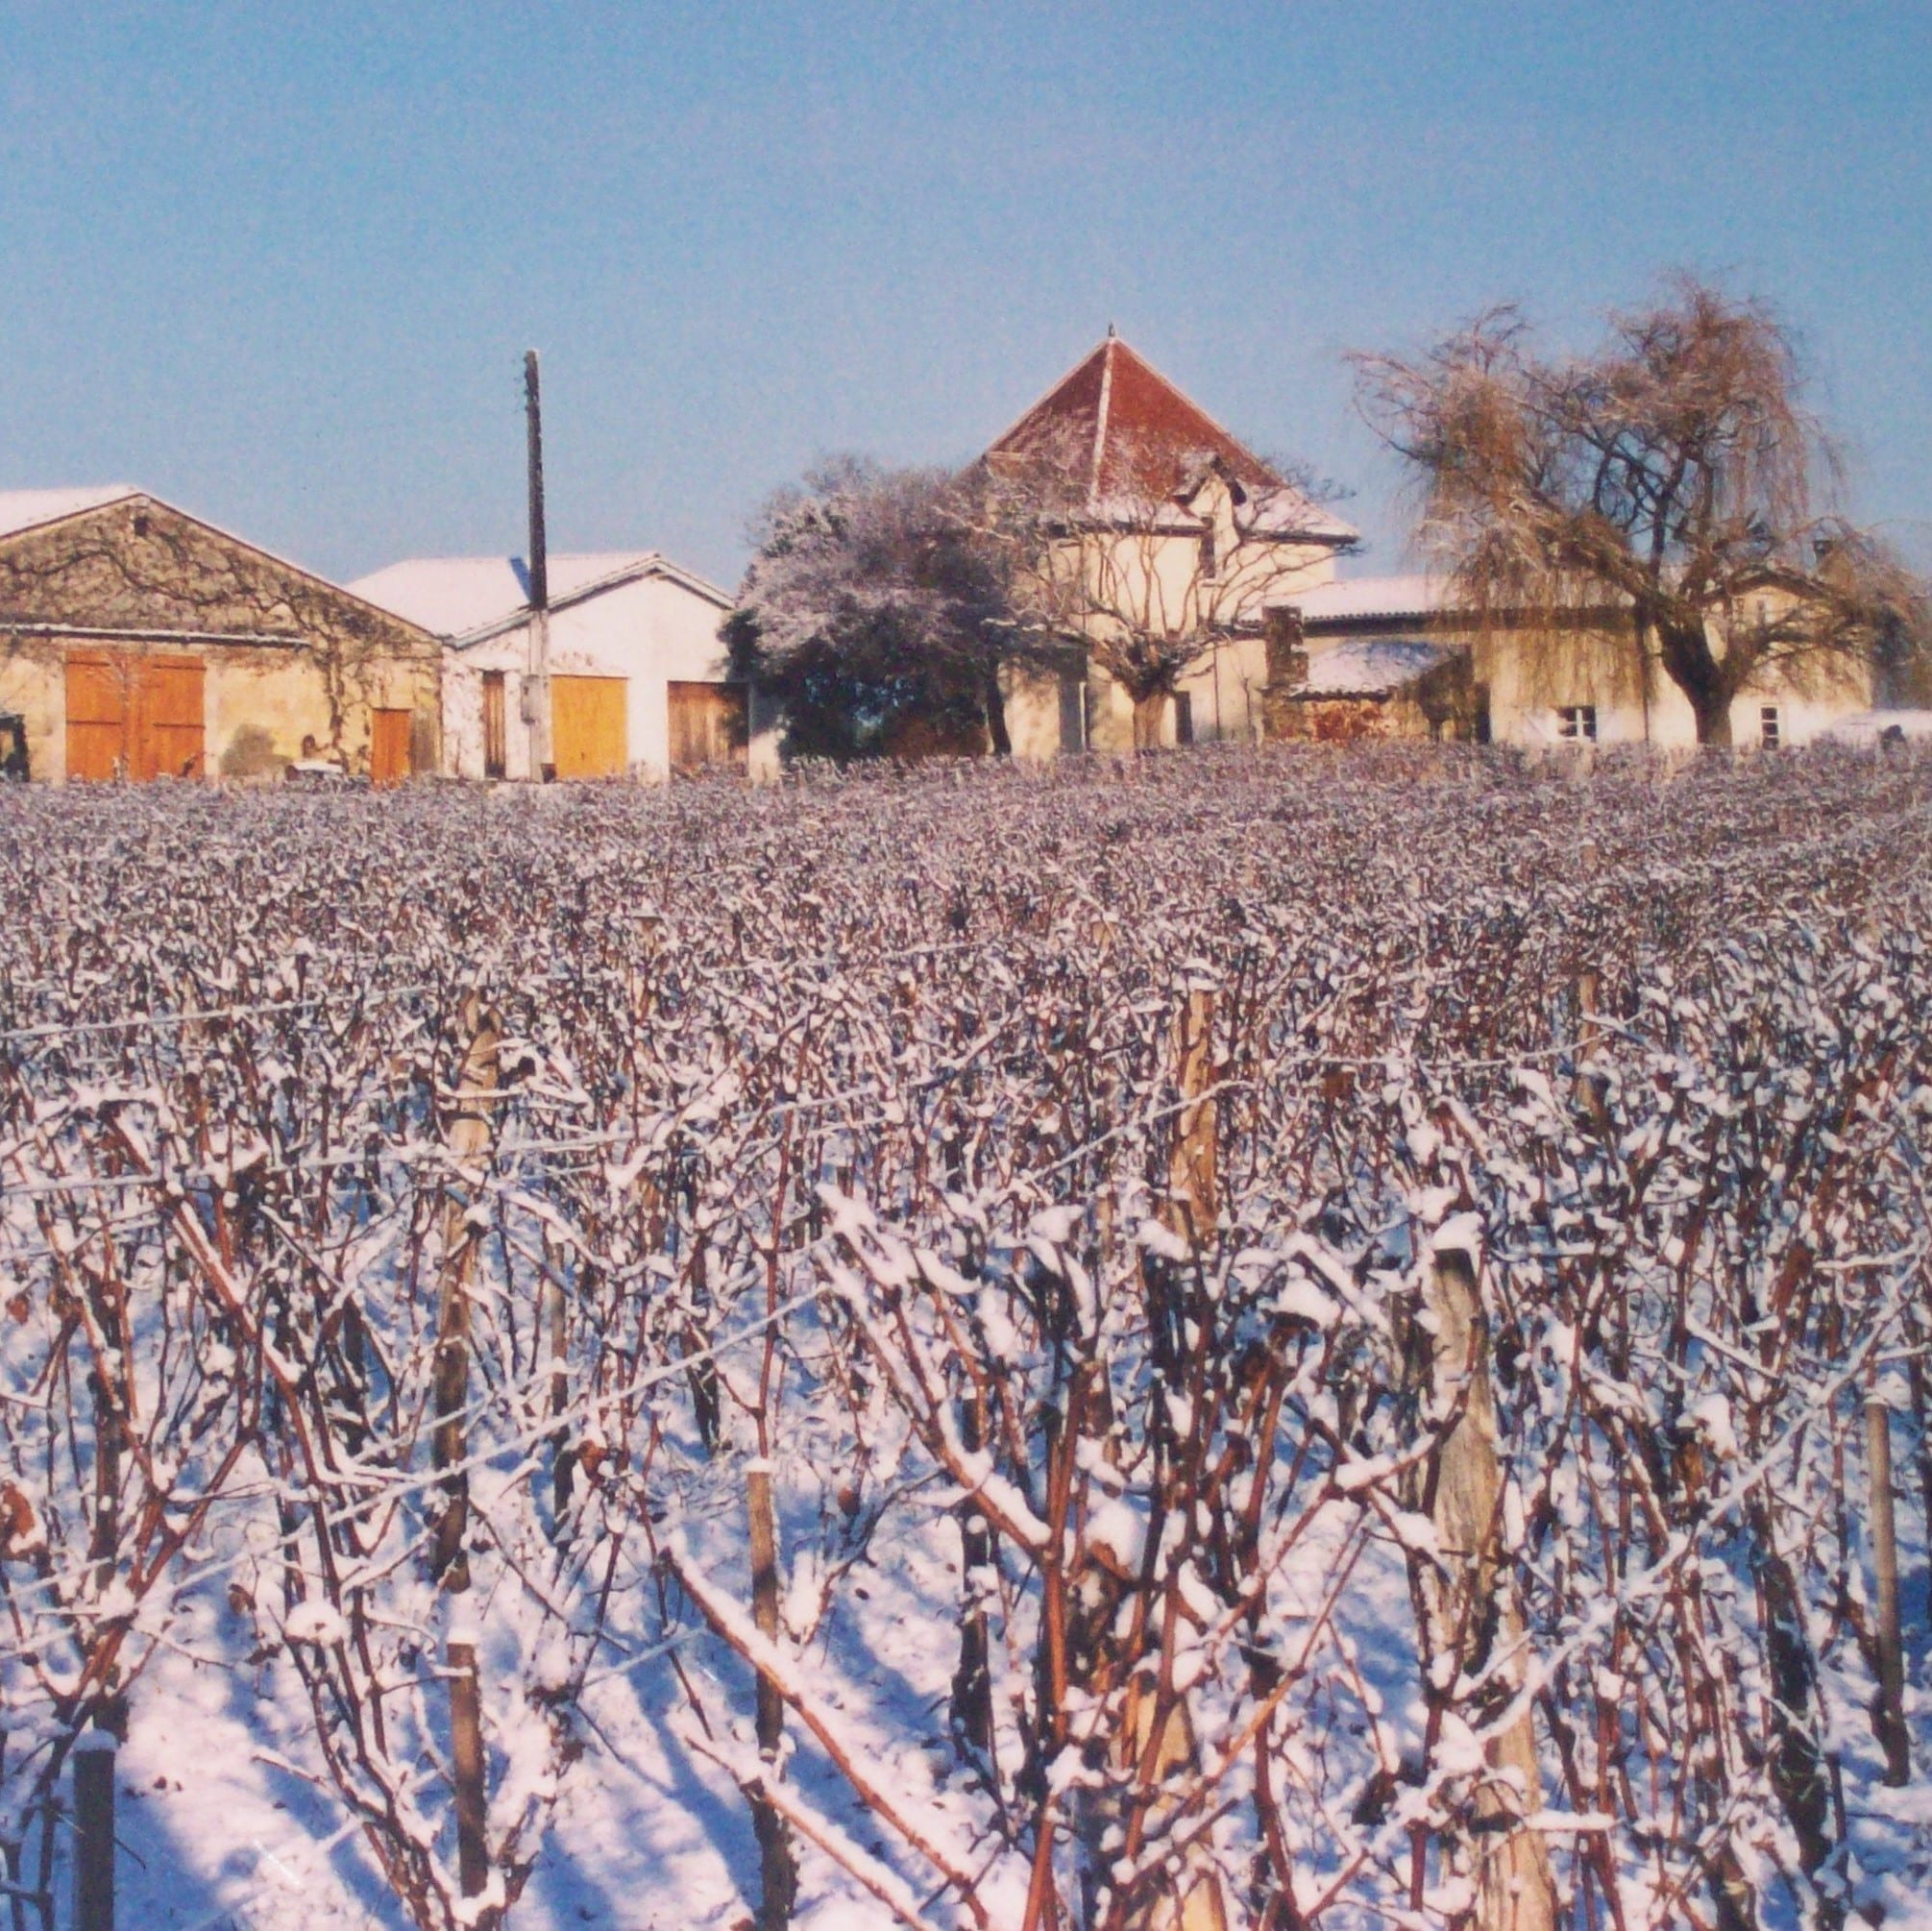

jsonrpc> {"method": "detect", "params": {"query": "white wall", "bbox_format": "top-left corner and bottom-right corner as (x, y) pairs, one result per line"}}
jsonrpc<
(1472, 624), (1875, 749)
(443, 571), (744, 780)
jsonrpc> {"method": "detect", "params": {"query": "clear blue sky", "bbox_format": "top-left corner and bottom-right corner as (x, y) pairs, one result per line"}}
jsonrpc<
(3, 2), (1926, 590)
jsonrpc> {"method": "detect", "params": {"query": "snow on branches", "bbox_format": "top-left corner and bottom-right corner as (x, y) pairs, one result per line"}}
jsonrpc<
(0, 745), (1928, 1930)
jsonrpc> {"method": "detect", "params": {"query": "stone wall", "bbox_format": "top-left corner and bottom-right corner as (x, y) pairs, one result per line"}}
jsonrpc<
(0, 497), (440, 780)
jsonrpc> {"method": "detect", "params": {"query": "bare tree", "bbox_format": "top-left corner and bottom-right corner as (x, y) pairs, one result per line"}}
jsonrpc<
(980, 428), (1352, 749)
(1355, 276), (1926, 744)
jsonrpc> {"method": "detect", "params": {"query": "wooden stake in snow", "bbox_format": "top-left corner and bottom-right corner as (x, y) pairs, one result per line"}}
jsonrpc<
(1169, 985), (1218, 1238)
(1404, 1234), (1556, 1931)
(72, 1727), (115, 1931)
(1866, 1385), (1910, 1785)
(435, 995), (501, 1918)
(746, 1459), (798, 1927)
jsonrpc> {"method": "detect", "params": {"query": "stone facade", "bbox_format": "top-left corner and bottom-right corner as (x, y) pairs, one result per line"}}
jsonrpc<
(0, 493), (440, 782)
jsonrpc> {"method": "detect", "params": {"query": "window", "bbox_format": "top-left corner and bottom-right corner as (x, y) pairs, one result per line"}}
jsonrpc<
(1057, 672), (1086, 753)
(1173, 692), (1194, 746)
(1760, 704), (1781, 749)
(1556, 705), (1597, 743)
(1197, 528), (1218, 581)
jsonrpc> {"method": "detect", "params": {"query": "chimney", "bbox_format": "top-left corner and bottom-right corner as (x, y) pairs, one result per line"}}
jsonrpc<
(1263, 605), (1308, 688)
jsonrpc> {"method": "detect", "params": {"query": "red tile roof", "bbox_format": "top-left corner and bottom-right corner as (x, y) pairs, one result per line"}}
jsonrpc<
(988, 331), (1283, 501)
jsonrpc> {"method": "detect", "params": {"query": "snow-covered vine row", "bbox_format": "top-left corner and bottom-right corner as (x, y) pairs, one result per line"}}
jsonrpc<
(0, 746), (1928, 1931)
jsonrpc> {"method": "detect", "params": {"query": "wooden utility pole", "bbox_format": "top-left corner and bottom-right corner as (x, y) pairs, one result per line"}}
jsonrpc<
(523, 350), (552, 781)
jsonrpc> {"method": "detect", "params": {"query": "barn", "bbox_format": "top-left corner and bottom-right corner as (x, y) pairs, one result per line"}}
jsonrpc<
(0, 487), (441, 783)
(351, 550), (766, 781)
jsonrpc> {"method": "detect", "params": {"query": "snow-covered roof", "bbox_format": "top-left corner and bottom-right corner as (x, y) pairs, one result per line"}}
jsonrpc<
(1282, 574), (1448, 623)
(349, 550), (732, 643)
(1297, 637), (1458, 697)
(0, 485), (139, 543)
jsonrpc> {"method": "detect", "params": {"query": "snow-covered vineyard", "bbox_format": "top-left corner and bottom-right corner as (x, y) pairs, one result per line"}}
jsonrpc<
(2, 747), (1931, 1931)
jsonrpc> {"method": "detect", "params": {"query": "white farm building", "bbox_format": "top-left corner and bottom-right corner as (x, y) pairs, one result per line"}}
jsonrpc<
(351, 550), (769, 781)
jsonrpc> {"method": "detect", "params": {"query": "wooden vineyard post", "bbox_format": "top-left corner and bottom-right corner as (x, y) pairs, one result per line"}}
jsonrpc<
(436, 994), (501, 1919)
(1405, 1234), (1556, 1931)
(1572, 966), (1612, 1137)
(1866, 1384), (1910, 1785)
(1169, 985), (1218, 1241)
(950, 1398), (996, 1756)
(1113, 983), (1224, 1931)
(746, 1458), (798, 1929)
(72, 1729), (116, 1931)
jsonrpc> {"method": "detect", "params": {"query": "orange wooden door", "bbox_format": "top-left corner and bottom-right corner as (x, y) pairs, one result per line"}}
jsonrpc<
(667, 681), (747, 770)
(65, 653), (132, 780)
(134, 656), (205, 780)
(65, 651), (205, 780)
(551, 675), (627, 779)
(370, 708), (413, 786)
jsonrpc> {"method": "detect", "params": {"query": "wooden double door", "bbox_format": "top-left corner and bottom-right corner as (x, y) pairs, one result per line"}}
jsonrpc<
(65, 651), (206, 781)
(668, 680), (747, 771)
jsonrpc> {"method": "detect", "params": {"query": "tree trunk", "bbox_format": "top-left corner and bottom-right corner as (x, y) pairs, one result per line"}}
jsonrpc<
(1657, 619), (1735, 746)
(1109, 986), (1227, 1931)
(1691, 690), (1734, 747)
(1131, 691), (1167, 751)
(72, 1730), (116, 1931)
(982, 663), (1013, 758)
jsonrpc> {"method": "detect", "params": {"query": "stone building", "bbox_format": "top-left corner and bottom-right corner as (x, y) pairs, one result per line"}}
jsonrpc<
(0, 487), (441, 782)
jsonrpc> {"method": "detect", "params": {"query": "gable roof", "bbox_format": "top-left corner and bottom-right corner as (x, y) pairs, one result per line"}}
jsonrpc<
(350, 550), (733, 647)
(0, 486), (439, 642)
(0, 486), (140, 543)
(985, 332), (1356, 543)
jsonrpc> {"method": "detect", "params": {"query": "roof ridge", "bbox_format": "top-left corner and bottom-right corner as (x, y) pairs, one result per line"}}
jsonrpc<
(982, 335), (1111, 458)
(1089, 335), (1116, 502)
(0, 487), (441, 640)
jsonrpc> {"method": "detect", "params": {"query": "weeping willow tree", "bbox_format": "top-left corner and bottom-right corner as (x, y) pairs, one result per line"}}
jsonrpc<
(1355, 277), (1924, 745)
